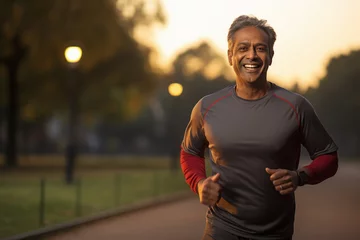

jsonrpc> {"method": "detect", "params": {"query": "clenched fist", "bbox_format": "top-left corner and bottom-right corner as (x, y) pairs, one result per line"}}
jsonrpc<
(266, 168), (299, 195)
(197, 173), (221, 206)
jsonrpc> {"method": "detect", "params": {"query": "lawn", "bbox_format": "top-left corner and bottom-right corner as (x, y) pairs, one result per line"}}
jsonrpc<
(0, 158), (189, 239)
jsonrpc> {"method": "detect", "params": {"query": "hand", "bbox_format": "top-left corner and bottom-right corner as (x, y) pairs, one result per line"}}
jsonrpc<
(197, 173), (221, 206)
(265, 168), (298, 195)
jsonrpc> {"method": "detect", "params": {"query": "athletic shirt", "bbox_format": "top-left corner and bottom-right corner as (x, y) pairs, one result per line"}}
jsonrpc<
(181, 82), (338, 239)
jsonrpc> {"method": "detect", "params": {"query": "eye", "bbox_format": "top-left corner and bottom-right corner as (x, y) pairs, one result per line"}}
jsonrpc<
(256, 46), (267, 52)
(238, 46), (247, 52)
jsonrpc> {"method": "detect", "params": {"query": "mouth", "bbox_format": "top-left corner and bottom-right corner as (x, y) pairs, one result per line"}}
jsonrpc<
(243, 64), (262, 72)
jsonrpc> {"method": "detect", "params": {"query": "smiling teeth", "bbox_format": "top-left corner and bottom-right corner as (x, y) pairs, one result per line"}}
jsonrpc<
(244, 64), (259, 68)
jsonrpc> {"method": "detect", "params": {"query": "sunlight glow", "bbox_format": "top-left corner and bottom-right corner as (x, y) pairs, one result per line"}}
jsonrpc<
(168, 83), (183, 97)
(155, 0), (360, 90)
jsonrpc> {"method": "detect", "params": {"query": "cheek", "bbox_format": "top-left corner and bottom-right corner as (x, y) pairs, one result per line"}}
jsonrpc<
(235, 55), (244, 65)
(265, 55), (272, 65)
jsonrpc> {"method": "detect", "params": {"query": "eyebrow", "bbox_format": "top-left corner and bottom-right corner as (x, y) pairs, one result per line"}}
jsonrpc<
(236, 42), (268, 47)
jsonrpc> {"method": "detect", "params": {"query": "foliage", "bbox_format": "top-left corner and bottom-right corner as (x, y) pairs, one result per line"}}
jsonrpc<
(0, 0), (166, 122)
(305, 49), (360, 156)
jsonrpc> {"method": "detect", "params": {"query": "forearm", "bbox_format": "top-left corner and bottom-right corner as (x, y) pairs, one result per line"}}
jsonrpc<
(180, 148), (206, 193)
(302, 151), (338, 184)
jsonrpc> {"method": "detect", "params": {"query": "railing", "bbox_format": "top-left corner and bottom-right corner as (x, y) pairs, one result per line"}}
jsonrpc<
(0, 169), (188, 239)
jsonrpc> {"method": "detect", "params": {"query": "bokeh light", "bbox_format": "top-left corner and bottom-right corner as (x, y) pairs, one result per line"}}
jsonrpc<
(64, 46), (83, 63)
(168, 83), (183, 97)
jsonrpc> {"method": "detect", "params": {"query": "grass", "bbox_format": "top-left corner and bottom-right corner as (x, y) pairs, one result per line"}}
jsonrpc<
(0, 154), (171, 169)
(0, 158), (189, 239)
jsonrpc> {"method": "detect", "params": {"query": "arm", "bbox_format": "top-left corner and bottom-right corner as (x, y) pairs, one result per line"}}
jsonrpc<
(298, 97), (339, 185)
(180, 99), (208, 193)
(180, 149), (206, 193)
(300, 151), (338, 185)
(180, 99), (221, 206)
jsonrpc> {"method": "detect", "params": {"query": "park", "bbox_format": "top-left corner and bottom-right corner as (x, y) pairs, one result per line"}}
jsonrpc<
(1, 1), (360, 239)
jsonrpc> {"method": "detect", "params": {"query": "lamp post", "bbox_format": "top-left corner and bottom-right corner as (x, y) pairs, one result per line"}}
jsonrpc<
(167, 83), (183, 171)
(64, 45), (82, 184)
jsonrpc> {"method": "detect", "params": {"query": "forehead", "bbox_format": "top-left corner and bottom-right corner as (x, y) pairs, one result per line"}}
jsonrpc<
(233, 26), (269, 45)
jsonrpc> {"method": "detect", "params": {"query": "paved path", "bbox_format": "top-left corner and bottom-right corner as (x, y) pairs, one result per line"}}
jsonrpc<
(50, 162), (360, 240)
(50, 196), (207, 240)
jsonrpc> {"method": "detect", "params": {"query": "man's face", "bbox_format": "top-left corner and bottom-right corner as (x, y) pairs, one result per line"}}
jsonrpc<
(228, 26), (273, 84)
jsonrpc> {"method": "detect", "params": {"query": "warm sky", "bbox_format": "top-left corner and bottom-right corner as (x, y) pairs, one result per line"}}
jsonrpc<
(153, 0), (360, 89)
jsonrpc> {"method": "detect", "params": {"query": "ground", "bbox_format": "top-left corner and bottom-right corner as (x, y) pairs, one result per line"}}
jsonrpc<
(49, 161), (360, 240)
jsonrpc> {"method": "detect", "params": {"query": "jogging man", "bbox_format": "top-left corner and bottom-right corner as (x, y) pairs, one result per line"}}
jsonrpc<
(180, 15), (338, 240)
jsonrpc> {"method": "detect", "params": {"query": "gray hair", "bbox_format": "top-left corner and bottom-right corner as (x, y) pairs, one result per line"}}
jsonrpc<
(227, 15), (276, 55)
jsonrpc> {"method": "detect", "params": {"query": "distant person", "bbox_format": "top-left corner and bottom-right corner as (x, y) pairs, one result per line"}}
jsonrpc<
(180, 15), (338, 240)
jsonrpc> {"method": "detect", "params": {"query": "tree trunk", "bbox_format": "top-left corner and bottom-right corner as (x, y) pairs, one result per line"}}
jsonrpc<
(2, 34), (27, 168)
(5, 64), (19, 167)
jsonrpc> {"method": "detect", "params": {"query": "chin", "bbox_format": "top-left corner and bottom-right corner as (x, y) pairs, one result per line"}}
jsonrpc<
(242, 71), (267, 85)
(243, 76), (261, 84)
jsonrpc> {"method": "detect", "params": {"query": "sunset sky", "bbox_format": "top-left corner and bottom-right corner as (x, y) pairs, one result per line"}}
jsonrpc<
(153, 0), (360, 89)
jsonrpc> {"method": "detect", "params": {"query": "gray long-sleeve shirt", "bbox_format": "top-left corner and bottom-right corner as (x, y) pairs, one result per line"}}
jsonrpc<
(181, 82), (338, 239)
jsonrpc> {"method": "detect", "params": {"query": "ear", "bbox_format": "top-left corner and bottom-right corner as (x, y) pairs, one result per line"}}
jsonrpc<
(227, 49), (233, 66)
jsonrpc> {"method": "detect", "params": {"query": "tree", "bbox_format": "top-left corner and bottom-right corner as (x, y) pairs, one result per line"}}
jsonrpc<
(159, 41), (232, 168)
(0, 2), (28, 167)
(305, 49), (360, 157)
(0, 0), (165, 167)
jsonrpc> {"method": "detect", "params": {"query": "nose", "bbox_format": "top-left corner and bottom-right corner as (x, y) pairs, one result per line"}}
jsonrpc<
(247, 47), (258, 60)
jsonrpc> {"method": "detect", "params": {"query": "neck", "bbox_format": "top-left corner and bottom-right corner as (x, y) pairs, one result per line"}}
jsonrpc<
(235, 79), (270, 100)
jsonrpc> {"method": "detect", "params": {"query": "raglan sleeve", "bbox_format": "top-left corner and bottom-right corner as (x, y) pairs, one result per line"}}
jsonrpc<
(181, 99), (208, 158)
(298, 97), (338, 159)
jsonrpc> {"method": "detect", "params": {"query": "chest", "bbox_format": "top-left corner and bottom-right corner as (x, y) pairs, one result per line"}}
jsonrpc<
(203, 102), (300, 154)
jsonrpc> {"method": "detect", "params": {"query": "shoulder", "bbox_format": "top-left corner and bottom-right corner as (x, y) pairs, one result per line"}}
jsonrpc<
(271, 82), (310, 109)
(198, 85), (234, 110)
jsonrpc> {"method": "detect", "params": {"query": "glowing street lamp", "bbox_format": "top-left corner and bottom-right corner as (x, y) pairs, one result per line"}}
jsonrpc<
(64, 45), (82, 184)
(64, 46), (82, 64)
(168, 83), (183, 97)
(167, 82), (183, 171)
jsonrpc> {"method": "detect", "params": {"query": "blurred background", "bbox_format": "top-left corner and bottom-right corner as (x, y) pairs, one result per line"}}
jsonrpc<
(0, 0), (359, 239)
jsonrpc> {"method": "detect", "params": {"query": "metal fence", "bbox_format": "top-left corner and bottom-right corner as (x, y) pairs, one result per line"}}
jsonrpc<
(0, 169), (187, 239)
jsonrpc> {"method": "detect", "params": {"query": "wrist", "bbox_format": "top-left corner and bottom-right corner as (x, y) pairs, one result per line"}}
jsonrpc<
(296, 169), (309, 186)
(196, 178), (206, 194)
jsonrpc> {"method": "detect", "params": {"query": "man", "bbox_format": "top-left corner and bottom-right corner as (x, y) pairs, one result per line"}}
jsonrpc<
(180, 15), (338, 240)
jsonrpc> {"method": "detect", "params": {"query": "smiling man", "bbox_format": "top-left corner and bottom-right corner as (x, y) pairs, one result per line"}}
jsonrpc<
(180, 15), (339, 240)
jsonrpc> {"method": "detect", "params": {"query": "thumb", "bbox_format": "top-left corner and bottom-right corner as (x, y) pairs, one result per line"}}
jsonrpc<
(265, 168), (277, 175)
(211, 173), (220, 182)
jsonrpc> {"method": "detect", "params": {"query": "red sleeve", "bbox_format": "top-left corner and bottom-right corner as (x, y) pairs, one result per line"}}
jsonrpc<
(304, 151), (338, 184)
(180, 148), (206, 194)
